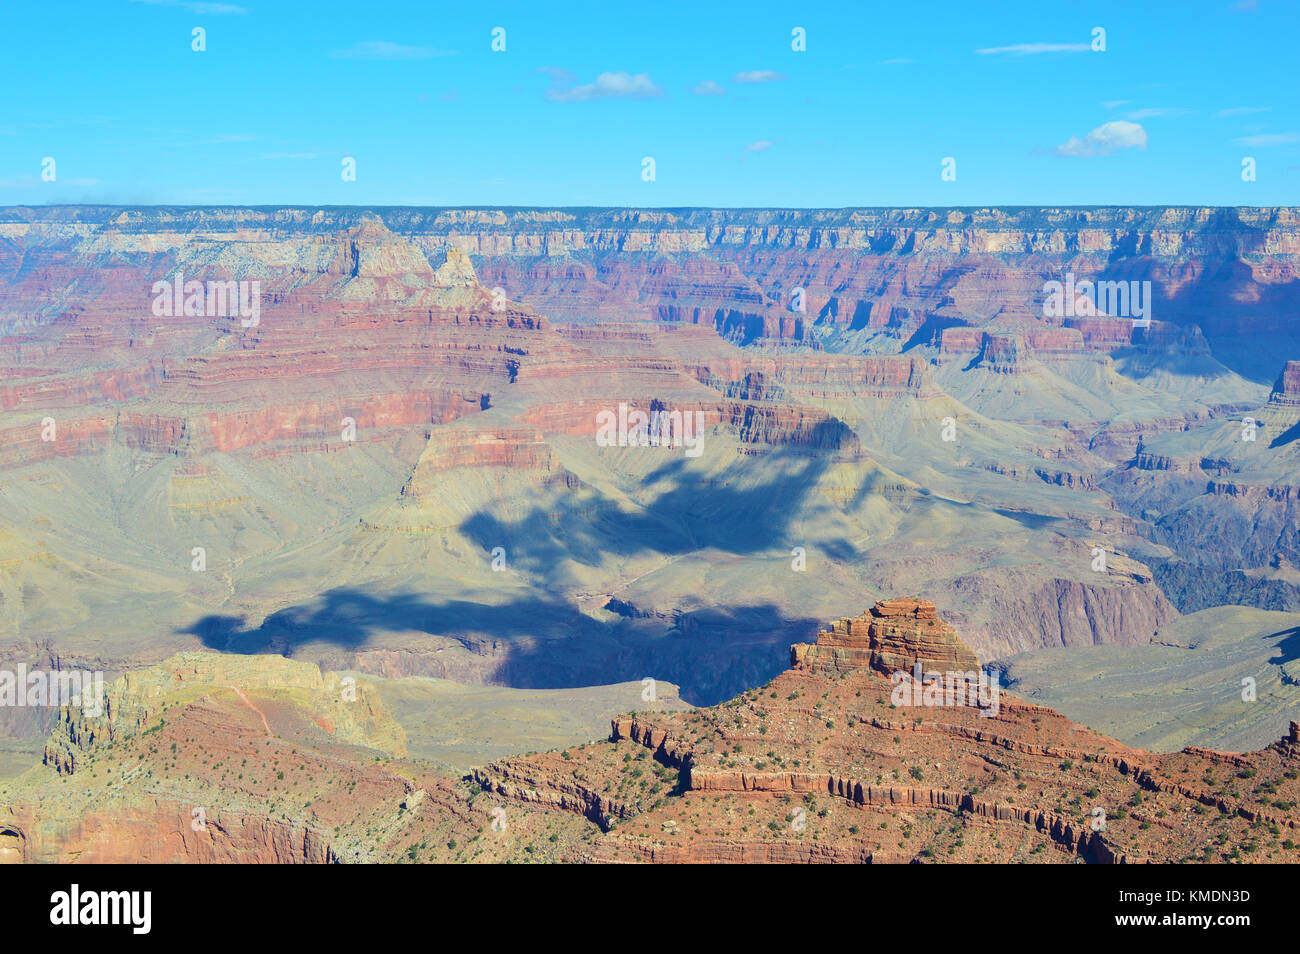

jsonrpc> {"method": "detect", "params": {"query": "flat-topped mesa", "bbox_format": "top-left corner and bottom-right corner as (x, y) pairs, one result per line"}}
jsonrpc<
(790, 597), (981, 677)
(1270, 361), (1300, 407)
(974, 334), (1034, 375)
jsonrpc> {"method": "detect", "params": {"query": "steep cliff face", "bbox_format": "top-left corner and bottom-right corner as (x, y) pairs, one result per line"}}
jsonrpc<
(0, 222), (544, 467)
(5, 206), (1299, 353)
(992, 576), (1178, 653)
(1273, 361), (1300, 406)
(0, 801), (333, 864)
(1104, 358), (1300, 611)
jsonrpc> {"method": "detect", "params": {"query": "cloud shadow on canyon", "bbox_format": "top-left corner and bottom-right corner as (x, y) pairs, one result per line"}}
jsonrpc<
(179, 588), (820, 705)
(1268, 625), (1300, 671)
(457, 422), (862, 582)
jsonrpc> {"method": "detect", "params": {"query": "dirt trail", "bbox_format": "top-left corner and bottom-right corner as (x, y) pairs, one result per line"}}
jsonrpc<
(228, 686), (273, 737)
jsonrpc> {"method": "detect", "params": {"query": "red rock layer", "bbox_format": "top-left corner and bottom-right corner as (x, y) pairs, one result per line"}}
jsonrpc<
(791, 597), (982, 676)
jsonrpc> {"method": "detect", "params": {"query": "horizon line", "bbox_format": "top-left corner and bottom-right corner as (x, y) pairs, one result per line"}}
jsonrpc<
(5, 203), (1298, 213)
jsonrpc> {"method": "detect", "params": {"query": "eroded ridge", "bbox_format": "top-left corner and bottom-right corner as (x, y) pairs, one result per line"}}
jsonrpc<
(475, 599), (1300, 863)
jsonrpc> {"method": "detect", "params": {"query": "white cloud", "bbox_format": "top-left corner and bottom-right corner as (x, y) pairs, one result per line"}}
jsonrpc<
(545, 71), (663, 102)
(976, 42), (1089, 55)
(329, 41), (455, 61)
(732, 70), (787, 83)
(694, 80), (726, 96)
(1234, 132), (1300, 146)
(1215, 106), (1271, 118)
(746, 140), (774, 153)
(1124, 107), (1190, 120)
(1102, 100), (1130, 109)
(1052, 121), (1148, 157)
(536, 67), (577, 84)
(130, 0), (247, 13)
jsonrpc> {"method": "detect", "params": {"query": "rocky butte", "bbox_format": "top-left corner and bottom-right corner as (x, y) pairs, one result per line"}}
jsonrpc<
(472, 599), (1300, 864)
(790, 596), (981, 676)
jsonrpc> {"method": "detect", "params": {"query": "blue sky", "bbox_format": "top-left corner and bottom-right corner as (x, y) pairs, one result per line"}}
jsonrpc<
(2, 0), (1297, 207)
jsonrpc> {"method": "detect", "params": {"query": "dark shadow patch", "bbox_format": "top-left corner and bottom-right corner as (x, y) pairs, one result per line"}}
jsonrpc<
(180, 590), (818, 706)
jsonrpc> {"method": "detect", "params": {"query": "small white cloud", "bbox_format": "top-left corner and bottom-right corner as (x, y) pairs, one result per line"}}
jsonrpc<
(732, 70), (786, 83)
(976, 42), (1090, 55)
(1052, 120), (1148, 157)
(130, 0), (247, 13)
(536, 66), (577, 84)
(545, 71), (663, 102)
(1234, 132), (1300, 146)
(694, 80), (726, 96)
(1124, 107), (1190, 120)
(1215, 106), (1271, 118)
(329, 41), (455, 61)
(1101, 100), (1130, 109)
(746, 140), (774, 153)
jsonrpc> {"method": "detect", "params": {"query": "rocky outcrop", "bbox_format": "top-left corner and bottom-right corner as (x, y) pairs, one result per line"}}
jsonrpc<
(0, 801), (332, 864)
(609, 718), (695, 769)
(1272, 361), (1300, 407)
(1001, 576), (1176, 651)
(587, 838), (874, 864)
(471, 759), (637, 830)
(790, 598), (981, 676)
(42, 652), (406, 775)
